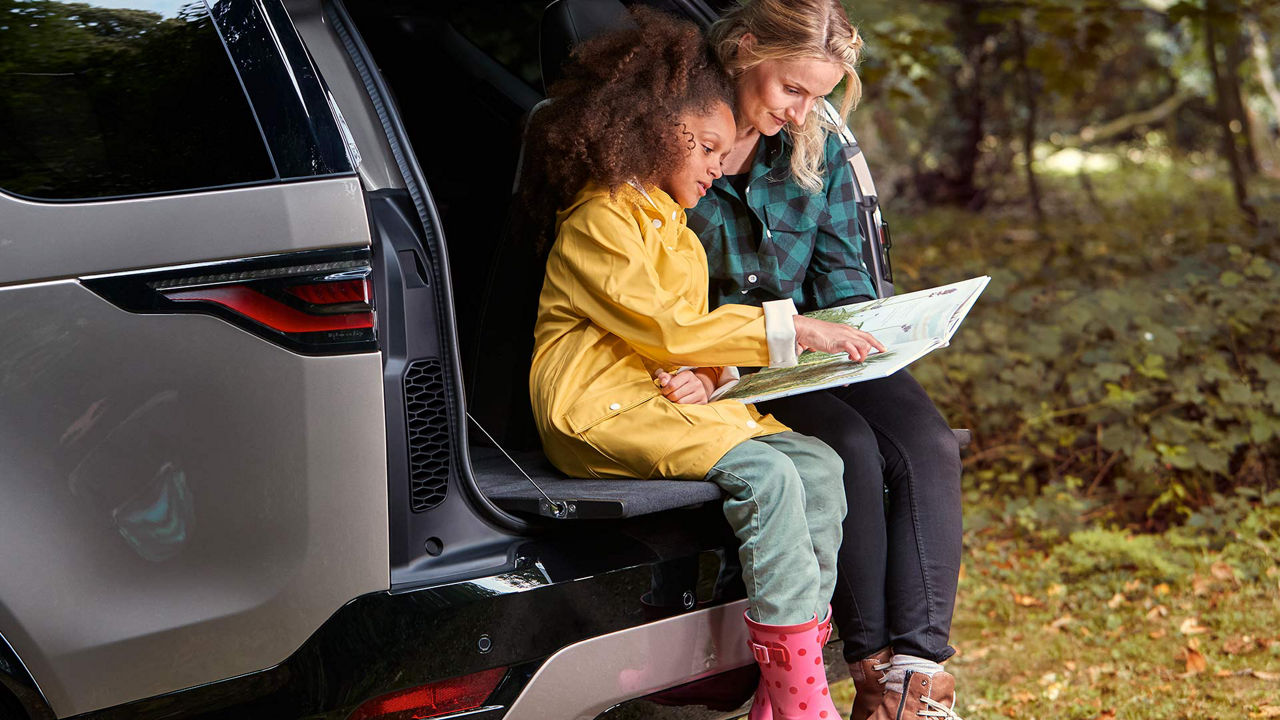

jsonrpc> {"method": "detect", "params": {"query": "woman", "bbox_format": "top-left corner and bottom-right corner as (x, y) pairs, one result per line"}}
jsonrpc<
(686, 2), (965, 719)
(518, 10), (884, 718)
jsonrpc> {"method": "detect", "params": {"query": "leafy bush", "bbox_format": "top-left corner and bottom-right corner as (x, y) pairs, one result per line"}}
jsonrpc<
(898, 162), (1280, 529)
(1050, 528), (1191, 583)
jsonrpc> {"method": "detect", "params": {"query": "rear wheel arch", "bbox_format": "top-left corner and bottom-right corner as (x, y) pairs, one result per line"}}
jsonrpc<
(0, 634), (53, 720)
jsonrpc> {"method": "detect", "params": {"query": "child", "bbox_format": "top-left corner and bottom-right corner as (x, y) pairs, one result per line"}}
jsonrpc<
(519, 10), (883, 719)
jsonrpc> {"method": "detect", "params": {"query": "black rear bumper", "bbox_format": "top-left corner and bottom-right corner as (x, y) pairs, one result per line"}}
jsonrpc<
(73, 507), (747, 720)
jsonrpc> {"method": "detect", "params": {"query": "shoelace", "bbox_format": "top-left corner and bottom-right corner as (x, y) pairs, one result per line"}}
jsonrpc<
(918, 694), (964, 719)
(874, 661), (893, 685)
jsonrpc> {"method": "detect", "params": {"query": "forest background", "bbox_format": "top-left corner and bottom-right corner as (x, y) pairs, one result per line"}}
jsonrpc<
(830, 1), (1280, 717)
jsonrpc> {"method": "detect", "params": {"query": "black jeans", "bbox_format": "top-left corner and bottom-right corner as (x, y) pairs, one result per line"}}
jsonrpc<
(757, 370), (962, 664)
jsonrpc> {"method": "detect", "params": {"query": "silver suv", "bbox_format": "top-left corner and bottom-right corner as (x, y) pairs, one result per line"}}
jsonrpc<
(0, 0), (895, 718)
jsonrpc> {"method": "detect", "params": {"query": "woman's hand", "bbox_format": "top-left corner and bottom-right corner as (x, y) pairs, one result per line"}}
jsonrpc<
(655, 368), (710, 405)
(793, 315), (886, 362)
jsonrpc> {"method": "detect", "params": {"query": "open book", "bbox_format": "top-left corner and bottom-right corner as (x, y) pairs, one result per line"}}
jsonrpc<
(711, 276), (991, 405)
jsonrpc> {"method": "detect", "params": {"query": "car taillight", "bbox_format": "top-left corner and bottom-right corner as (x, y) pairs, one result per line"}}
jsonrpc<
(348, 667), (507, 720)
(83, 248), (377, 355)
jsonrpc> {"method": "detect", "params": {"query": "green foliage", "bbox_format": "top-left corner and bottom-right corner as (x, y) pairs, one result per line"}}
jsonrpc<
(901, 162), (1280, 528)
(1051, 529), (1192, 583)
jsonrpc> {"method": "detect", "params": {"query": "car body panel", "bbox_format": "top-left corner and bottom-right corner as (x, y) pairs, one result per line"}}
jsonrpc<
(505, 599), (752, 720)
(0, 177), (367, 287)
(0, 280), (388, 717)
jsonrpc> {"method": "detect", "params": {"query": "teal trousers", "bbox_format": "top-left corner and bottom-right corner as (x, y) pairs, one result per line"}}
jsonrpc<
(704, 431), (846, 625)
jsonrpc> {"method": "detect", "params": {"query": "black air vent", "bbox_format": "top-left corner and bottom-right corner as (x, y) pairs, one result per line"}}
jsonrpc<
(404, 359), (450, 512)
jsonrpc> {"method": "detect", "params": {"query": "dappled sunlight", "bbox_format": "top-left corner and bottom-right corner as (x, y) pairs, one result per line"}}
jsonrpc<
(1038, 147), (1123, 175)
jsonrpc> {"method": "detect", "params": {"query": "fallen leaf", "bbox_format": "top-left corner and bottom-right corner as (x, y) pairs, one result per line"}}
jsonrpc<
(1065, 660), (1077, 672)
(1252, 706), (1280, 718)
(1107, 592), (1126, 609)
(1179, 617), (1210, 635)
(1013, 592), (1044, 607)
(1047, 583), (1066, 597)
(1216, 669), (1233, 677)
(1124, 578), (1142, 592)
(1192, 575), (1212, 596)
(1049, 614), (1074, 631)
(1091, 711), (1116, 720)
(1254, 670), (1280, 681)
(1224, 635), (1257, 655)
(966, 646), (993, 661)
(1183, 646), (1208, 674)
(1267, 566), (1278, 578)
(1147, 604), (1169, 620)
(1211, 561), (1237, 582)
(1155, 583), (1171, 595)
(1149, 629), (1167, 639)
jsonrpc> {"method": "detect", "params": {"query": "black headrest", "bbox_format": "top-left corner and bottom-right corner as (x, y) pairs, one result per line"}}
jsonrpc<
(539, 0), (635, 95)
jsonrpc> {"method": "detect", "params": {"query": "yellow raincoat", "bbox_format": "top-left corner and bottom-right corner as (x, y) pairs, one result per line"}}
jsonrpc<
(531, 183), (792, 480)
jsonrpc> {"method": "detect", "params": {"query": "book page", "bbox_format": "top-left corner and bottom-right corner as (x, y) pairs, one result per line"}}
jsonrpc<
(711, 276), (990, 405)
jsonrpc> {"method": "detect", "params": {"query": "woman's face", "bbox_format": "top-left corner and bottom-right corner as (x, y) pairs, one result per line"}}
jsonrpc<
(736, 50), (844, 136)
(660, 101), (736, 208)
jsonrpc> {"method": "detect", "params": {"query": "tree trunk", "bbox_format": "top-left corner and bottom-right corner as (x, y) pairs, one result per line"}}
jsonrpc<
(1204, 0), (1257, 224)
(1246, 16), (1280, 125)
(1220, 9), (1257, 174)
(1013, 18), (1044, 224)
(915, 0), (997, 208)
(1245, 16), (1280, 177)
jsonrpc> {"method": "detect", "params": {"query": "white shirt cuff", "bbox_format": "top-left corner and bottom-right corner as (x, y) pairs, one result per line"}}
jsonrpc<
(762, 298), (798, 368)
(717, 366), (741, 386)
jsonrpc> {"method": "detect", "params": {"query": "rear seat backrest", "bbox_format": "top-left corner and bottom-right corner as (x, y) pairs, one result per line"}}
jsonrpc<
(467, 0), (634, 451)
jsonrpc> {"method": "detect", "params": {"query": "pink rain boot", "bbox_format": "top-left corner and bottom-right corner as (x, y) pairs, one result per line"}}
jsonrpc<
(748, 674), (773, 720)
(745, 607), (841, 719)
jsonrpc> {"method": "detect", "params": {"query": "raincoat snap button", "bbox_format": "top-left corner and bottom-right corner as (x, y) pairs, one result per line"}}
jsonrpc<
(609, 402), (621, 411)
(651, 219), (662, 229)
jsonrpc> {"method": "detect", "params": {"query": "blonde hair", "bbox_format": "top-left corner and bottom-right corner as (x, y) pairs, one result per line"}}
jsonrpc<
(709, 0), (864, 192)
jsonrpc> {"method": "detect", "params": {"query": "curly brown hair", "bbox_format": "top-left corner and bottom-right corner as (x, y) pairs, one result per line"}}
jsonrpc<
(515, 8), (735, 251)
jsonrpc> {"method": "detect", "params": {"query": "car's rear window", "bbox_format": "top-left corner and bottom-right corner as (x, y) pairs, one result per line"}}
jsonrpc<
(0, 0), (276, 200)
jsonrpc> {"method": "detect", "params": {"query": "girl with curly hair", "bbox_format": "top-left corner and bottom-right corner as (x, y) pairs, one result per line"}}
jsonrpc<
(686, 1), (967, 718)
(521, 9), (882, 718)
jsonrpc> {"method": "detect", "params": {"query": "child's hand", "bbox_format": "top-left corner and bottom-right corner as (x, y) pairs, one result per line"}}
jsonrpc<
(655, 369), (709, 405)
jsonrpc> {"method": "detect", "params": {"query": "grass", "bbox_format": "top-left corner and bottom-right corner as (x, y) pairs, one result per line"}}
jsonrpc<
(818, 511), (1280, 720)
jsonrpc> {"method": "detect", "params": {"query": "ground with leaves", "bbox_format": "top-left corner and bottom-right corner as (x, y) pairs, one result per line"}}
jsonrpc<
(815, 159), (1280, 719)
(821, 504), (1280, 719)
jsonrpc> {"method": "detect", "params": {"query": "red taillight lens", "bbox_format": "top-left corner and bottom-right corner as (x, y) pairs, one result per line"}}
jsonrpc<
(285, 278), (371, 306)
(348, 667), (507, 720)
(165, 285), (373, 333)
(82, 248), (378, 356)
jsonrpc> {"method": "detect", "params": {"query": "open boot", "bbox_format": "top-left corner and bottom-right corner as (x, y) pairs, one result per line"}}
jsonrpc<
(848, 646), (892, 720)
(745, 607), (841, 719)
(877, 668), (962, 720)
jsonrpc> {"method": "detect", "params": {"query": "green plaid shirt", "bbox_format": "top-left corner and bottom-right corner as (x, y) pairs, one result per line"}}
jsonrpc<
(687, 129), (876, 313)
